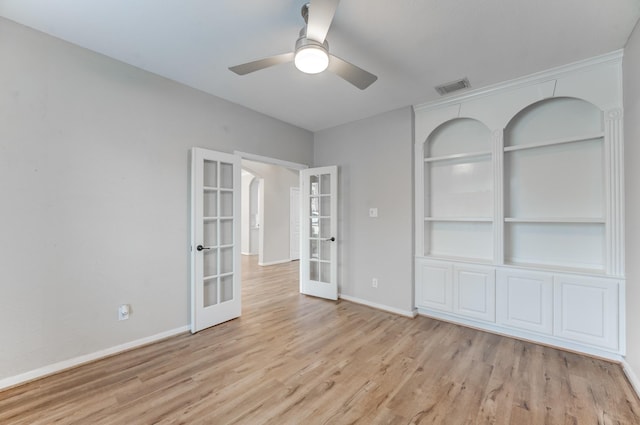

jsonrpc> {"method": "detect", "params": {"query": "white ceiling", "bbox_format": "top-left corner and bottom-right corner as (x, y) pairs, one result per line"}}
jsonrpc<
(1, 0), (639, 131)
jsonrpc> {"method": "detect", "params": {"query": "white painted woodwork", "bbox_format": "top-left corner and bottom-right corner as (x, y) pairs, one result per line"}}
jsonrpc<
(415, 259), (453, 312)
(289, 187), (300, 261)
(496, 269), (554, 335)
(300, 166), (338, 300)
(604, 108), (625, 277)
(413, 54), (625, 357)
(553, 275), (620, 350)
(453, 264), (495, 322)
(190, 148), (241, 333)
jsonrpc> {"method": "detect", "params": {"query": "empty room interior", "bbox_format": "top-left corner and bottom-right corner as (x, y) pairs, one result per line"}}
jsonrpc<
(2, 0), (640, 423)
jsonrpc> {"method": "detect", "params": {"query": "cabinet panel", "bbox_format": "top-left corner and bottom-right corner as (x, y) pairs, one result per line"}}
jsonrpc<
(416, 259), (452, 312)
(496, 269), (553, 334)
(453, 265), (495, 322)
(553, 276), (619, 350)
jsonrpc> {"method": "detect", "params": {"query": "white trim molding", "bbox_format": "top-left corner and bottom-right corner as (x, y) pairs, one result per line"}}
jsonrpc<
(414, 49), (624, 113)
(234, 151), (309, 171)
(0, 326), (189, 391)
(339, 294), (418, 318)
(622, 360), (640, 399)
(258, 258), (293, 266)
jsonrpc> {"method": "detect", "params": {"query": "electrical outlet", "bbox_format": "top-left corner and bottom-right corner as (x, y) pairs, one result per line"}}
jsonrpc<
(118, 304), (130, 321)
(372, 278), (378, 288)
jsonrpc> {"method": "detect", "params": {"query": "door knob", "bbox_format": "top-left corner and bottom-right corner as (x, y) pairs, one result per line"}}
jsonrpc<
(196, 245), (212, 251)
(326, 237), (335, 242)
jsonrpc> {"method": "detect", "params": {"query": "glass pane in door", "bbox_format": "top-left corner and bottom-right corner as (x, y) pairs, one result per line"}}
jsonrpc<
(220, 275), (233, 303)
(319, 218), (330, 238)
(320, 262), (330, 283)
(320, 174), (331, 194)
(203, 248), (218, 277)
(320, 196), (330, 216)
(320, 240), (331, 261)
(310, 217), (320, 237)
(311, 197), (320, 216)
(220, 219), (233, 246)
(220, 162), (233, 189)
(310, 175), (319, 195)
(220, 192), (233, 217)
(203, 278), (218, 307)
(203, 160), (217, 187)
(204, 190), (217, 217)
(204, 221), (217, 247)
(220, 247), (233, 274)
(310, 261), (319, 281)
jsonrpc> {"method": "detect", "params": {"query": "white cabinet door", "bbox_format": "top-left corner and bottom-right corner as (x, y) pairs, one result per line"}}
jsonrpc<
(496, 269), (553, 335)
(416, 259), (453, 312)
(453, 265), (495, 322)
(553, 275), (619, 350)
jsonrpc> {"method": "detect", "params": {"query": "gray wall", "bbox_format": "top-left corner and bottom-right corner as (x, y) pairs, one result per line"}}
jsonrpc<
(624, 20), (640, 386)
(313, 107), (414, 313)
(0, 18), (312, 381)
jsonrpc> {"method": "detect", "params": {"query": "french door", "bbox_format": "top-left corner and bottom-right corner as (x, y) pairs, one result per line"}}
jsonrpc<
(190, 148), (241, 333)
(300, 166), (338, 300)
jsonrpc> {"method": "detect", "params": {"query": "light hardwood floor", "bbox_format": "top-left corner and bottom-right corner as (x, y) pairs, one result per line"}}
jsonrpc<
(2, 256), (639, 424)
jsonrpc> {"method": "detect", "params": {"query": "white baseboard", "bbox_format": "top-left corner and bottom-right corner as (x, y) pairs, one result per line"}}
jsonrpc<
(622, 360), (640, 399)
(0, 325), (189, 391)
(258, 258), (292, 266)
(339, 294), (417, 318)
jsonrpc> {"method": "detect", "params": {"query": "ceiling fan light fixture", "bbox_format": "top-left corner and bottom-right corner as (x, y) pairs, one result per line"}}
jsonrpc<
(294, 37), (329, 74)
(294, 45), (329, 74)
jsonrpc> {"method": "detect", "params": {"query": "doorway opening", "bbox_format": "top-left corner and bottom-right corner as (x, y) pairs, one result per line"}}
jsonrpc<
(237, 152), (306, 278)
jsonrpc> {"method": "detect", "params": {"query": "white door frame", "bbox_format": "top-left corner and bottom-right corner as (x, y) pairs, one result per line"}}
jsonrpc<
(290, 187), (301, 261)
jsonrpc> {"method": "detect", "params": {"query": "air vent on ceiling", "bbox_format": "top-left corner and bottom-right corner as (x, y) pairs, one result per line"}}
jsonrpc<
(435, 78), (471, 96)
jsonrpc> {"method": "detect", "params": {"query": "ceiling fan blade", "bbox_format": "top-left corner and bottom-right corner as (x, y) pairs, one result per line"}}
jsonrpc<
(306, 0), (340, 43)
(327, 54), (377, 90)
(229, 52), (294, 75)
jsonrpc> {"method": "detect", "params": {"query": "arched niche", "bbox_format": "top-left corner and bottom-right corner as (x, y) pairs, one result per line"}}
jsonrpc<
(424, 117), (491, 158)
(504, 97), (603, 147)
(421, 117), (494, 261)
(502, 96), (606, 271)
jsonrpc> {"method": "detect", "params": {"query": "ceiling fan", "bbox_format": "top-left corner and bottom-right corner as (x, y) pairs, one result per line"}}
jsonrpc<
(229, 0), (377, 90)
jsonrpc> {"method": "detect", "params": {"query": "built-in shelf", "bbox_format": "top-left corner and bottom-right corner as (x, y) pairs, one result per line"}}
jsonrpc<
(424, 151), (491, 163)
(421, 254), (494, 265)
(414, 61), (624, 359)
(504, 217), (605, 224)
(503, 132), (604, 152)
(503, 260), (606, 276)
(425, 217), (493, 222)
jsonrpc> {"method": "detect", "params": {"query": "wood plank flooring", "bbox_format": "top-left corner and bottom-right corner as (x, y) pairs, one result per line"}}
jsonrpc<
(1, 255), (639, 424)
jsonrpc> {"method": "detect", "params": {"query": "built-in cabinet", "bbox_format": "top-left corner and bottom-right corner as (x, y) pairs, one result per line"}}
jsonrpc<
(414, 52), (625, 360)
